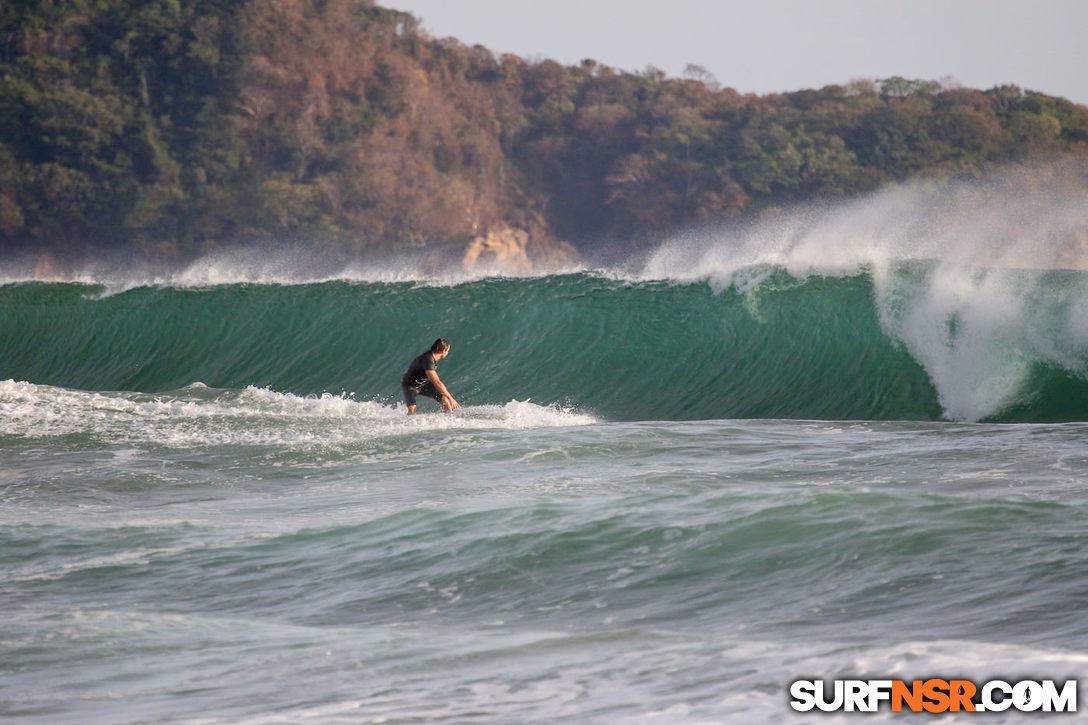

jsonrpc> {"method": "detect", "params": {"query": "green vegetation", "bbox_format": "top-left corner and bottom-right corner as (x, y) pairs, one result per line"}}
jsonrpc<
(2, 0), (1087, 259)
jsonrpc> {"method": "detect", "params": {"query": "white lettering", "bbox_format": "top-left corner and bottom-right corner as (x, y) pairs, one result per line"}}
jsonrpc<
(1014, 680), (1043, 712)
(790, 677), (1078, 714)
(981, 680), (1012, 712)
(1041, 680), (1077, 713)
(868, 680), (893, 711)
(815, 680), (844, 712)
(845, 680), (868, 712)
(789, 680), (816, 712)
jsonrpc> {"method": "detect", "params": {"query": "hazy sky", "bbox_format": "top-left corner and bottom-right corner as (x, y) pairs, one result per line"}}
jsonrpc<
(381, 0), (1088, 105)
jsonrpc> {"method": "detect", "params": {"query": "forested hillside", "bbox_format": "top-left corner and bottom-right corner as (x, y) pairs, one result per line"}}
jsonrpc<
(3, 0), (1087, 262)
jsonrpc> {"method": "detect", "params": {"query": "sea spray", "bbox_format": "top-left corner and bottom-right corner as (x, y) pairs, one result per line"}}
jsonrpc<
(638, 168), (1088, 421)
(641, 164), (1088, 279)
(872, 264), (1088, 420)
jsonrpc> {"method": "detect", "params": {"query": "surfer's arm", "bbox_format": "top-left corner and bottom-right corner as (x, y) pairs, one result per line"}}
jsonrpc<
(425, 370), (460, 410)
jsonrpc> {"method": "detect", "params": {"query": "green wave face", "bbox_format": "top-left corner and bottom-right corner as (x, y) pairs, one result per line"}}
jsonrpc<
(2, 266), (1087, 422)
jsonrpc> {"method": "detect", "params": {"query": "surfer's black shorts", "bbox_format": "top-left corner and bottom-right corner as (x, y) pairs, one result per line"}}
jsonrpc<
(402, 381), (442, 407)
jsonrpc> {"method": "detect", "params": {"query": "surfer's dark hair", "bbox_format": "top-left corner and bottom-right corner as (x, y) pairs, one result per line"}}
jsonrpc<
(431, 338), (451, 354)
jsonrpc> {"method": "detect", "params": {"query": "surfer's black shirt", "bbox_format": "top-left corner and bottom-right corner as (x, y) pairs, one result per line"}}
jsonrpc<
(402, 351), (437, 390)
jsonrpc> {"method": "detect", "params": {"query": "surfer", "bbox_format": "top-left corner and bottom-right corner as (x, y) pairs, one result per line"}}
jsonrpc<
(401, 338), (461, 415)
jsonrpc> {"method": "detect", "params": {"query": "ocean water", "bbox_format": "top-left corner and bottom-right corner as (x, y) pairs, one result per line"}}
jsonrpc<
(4, 180), (1088, 723)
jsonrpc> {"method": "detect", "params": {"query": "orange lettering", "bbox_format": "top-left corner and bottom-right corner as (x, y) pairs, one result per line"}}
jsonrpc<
(892, 680), (924, 712)
(922, 679), (951, 713)
(949, 680), (977, 711)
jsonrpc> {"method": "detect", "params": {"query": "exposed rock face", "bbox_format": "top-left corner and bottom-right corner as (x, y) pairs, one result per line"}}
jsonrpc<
(461, 227), (579, 275)
(33, 255), (61, 280)
(462, 227), (533, 275)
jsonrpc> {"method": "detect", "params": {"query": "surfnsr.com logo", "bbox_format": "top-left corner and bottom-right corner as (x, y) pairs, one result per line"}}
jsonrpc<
(789, 678), (1078, 714)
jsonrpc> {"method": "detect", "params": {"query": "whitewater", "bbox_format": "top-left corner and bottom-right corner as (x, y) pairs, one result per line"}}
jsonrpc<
(3, 172), (1088, 722)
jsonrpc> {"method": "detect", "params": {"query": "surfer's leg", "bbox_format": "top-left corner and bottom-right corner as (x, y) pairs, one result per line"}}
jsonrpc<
(403, 384), (418, 415)
(418, 382), (448, 412)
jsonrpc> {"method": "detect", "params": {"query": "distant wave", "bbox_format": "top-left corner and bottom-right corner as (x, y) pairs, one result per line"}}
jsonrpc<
(2, 264), (1087, 422)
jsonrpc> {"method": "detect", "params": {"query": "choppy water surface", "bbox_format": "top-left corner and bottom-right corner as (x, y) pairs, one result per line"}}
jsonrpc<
(3, 381), (1087, 722)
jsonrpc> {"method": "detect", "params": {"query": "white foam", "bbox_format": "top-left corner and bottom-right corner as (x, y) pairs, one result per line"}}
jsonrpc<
(637, 168), (1088, 421)
(848, 639), (1088, 677)
(875, 263), (1088, 420)
(0, 380), (598, 449)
